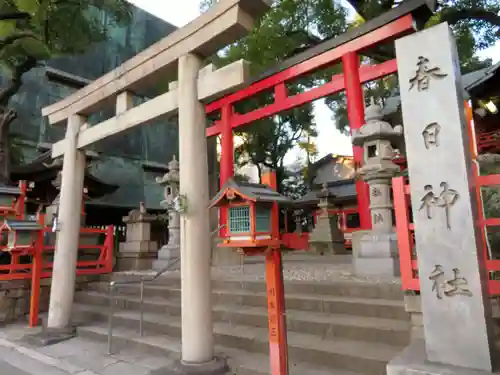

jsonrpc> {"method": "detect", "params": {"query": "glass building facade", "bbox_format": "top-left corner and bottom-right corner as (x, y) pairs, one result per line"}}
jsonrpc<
(5, 5), (179, 212)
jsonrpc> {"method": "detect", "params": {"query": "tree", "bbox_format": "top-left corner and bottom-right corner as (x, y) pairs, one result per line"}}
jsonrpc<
(330, 0), (498, 133)
(202, 0), (497, 141)
(201, 0), (348, 191)
(0, 0), (132, 184)
(281, 157), (309, 199)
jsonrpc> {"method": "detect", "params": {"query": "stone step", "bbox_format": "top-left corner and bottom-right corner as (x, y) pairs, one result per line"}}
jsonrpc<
(75, 291), (410, 346)
(88, 283), (408, 320)
(74, 303), (402, 375)
(98, 276), (404, 301)
(77, 324), (366, 375)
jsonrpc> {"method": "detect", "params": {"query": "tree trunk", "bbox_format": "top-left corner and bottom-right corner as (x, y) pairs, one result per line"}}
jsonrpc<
(0, 108), (16, 185)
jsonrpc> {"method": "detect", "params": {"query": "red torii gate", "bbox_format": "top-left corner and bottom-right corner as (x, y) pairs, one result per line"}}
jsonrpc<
(200, 3), (435, 373)
(202, 0), (435, 234)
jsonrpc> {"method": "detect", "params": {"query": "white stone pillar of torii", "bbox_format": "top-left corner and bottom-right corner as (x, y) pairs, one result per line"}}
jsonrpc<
(28, 2), (271, 373)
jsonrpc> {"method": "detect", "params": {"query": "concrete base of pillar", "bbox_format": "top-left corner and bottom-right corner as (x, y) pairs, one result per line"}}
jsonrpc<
(309, 240), (348, 255)
(22, 325), (76, 347)
(153, 245), (181, 270)
(387, 339), (496, 375)
(353, 231), (399, 277)
(116, 253), (157, 271)
(149, 357), (228, 375)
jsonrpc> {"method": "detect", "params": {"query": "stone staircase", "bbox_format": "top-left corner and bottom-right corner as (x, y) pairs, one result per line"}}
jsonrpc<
(72, 272), (411, 375)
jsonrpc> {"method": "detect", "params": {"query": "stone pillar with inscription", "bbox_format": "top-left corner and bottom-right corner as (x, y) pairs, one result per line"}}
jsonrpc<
(351, 100), (403, 277)
(153, 156), (181, 271)
(387, 22), (496, 375)
(308, 183), (346, 254)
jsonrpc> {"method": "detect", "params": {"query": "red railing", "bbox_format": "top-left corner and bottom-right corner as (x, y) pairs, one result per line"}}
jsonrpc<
(393, 174), (500, 295)
(0, 226), (114, 280)
(477, 129), (500, 154)
(0, 222), (114, 326)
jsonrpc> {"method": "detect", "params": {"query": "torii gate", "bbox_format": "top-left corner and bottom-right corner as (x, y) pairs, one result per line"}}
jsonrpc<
(39, 1), (271, 374)
(38, 0), (435, 373)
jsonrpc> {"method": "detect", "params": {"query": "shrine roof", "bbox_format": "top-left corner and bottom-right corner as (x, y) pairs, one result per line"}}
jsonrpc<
(2, 219), (42, 232)
(0, 186), (22, 197)
(463, 62), (500, 98)
(11, 150), (118, 198)
(295, 180), (357, 206)
(210, 178), (292, 208)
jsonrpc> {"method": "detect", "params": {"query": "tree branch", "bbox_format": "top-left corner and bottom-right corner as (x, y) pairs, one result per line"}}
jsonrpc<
(0, 31), (38, 50)
(0, 56), (38, 106)
(440, 8), (500, 33)
(0, 12), (30, 21)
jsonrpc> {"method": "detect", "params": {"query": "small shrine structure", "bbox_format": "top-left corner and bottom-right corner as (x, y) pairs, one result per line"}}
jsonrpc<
(210, 177), (291, 251)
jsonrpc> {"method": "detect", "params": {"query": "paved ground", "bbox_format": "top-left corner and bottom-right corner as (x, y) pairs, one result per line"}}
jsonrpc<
(0, 258), (402, 374)
(0, 323), (173, 375)
(117, 255), (401, 284)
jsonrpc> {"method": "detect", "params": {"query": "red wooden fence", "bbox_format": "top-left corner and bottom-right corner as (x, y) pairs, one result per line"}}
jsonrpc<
(393, 174), (500, 295)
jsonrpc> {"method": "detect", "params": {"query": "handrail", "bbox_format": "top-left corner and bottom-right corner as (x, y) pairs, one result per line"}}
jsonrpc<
(107, 224), (226, 354)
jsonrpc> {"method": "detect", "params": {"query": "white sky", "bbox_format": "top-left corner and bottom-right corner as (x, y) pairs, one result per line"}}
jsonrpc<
(128, 0), (500, 165)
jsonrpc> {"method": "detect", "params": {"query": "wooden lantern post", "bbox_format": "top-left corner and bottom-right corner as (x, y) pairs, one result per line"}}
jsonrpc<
(210, 170), (290, 375)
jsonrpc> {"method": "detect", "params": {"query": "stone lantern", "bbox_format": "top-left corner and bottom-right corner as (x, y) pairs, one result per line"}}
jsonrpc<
(308, 183), (346, 255)
(351, 99), (403, 277)
(153, 155), (181, 270)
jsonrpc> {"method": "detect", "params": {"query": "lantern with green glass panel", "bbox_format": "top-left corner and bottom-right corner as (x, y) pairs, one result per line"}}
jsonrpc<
(210, 178), (291, 252)
(0, 186), (22, 219)
(1, 220), (42, 251)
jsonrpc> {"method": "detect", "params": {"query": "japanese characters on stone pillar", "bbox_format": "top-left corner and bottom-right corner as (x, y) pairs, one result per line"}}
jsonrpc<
(393, 22), (495, 372)
(153, 155), (181, 271)
(351, 100), (403, 277)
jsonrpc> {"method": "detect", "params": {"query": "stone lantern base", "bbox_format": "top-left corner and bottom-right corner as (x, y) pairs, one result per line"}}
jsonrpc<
(387, 339), (495, 375)
(353, 231), (400, 277)
(153, 243), (181, 270)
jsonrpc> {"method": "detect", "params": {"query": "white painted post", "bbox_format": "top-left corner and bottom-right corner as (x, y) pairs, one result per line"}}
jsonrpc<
(47, 114), (86, 329)
(178, 53), (214, 364)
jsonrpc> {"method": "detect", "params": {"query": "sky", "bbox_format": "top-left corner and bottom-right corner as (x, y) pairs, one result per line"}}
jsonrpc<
(128, 0), (500, 165)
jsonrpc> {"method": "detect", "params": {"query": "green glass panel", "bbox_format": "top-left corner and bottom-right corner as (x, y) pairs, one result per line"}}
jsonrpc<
(255, 206), (271, 233)
(0, 196), (13, 206)
(229, 206), (250, 234)
(16, 231), (34, 246)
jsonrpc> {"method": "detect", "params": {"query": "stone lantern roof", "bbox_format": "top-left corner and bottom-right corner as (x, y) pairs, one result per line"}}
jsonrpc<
(351, 100), (403, 146)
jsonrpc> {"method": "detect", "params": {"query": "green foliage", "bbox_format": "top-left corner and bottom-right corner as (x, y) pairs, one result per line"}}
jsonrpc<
(0, 0), (132, 183)
(202, 0), (347, 191)
(281, 159), (309, 199)
(0, 0), (132, 80)
(203, 0), (498, 143)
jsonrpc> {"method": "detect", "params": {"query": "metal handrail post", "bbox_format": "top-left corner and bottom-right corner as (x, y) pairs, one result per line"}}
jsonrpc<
(139, 280), (144, 336)
(105, 224), (225, 353)
(108, 282), (115, 355)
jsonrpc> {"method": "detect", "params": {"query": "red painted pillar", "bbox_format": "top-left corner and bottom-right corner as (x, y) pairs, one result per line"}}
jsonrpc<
(261, 169), (288, 375)
(219, 105), (234, 236)
(265, 249), (288, 375)
(342, 52), (371, 230)
(29, 230), (44, 327)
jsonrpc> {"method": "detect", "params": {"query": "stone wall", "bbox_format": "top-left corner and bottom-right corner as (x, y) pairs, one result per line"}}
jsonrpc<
(0, 275), (100, 325)
(404, 294), (500, 340)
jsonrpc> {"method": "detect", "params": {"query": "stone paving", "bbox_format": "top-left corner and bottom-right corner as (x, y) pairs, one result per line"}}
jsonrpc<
(0, 323), (174, 375)
(117, 255), (401, 284)
(0, 258), (402, 374)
